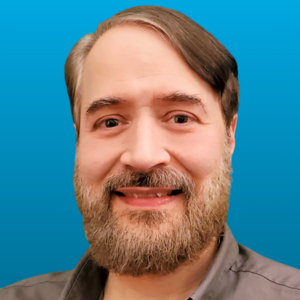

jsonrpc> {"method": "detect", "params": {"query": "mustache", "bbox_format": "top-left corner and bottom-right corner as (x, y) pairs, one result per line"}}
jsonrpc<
(101, 168), (196, 199)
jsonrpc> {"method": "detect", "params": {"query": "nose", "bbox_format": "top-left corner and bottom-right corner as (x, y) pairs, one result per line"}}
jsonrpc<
(120, 117), (171, 172)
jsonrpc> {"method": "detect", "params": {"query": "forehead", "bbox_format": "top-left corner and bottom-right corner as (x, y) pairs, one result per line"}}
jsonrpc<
(81, 24), (219, 108)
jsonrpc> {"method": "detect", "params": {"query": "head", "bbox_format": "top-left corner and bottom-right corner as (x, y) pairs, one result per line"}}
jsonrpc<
(65, 6), (239, 276)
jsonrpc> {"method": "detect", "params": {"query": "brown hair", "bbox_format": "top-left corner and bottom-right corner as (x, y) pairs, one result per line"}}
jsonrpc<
(65, 6), (239, 134)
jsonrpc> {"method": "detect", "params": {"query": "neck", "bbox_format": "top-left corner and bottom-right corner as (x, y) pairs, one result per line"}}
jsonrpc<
(103, 237), (218, 300)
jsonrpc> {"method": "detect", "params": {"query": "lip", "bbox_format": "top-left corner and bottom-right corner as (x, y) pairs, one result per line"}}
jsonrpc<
(115, 187), (176, 193)
(114, 187), (182, 208)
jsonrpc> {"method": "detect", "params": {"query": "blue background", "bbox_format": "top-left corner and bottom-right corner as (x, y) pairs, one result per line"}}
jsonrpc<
(0, 0), (299, 288)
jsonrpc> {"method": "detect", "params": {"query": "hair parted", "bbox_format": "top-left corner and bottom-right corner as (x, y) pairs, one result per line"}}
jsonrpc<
(65, 6), (239, 134)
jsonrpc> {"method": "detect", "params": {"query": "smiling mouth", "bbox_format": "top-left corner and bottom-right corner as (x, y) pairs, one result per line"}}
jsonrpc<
(113, 187), (183, 208)
(114, 188), (182, 198)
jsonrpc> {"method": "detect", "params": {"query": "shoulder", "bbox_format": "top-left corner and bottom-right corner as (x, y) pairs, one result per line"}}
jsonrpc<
(229, 243), (300, 299)
(0, 271), (72, 300)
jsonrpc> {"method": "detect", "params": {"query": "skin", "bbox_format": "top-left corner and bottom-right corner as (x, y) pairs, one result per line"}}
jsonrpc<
(76, 25), (237, 300)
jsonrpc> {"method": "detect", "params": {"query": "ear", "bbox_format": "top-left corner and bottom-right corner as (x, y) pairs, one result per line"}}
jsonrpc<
(228, 114), (238, 155)
(73, 123), (78, 137)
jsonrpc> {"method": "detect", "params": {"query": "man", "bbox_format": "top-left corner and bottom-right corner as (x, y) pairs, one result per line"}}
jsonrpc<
(1, 5), (299, 300)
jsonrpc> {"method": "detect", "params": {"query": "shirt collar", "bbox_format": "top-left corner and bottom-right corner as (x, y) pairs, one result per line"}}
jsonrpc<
(59, 224), (238, 300)
(188, 224), (239, 299)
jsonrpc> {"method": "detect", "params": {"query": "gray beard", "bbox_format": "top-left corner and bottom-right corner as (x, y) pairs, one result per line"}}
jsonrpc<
(73, 138), (232, 276)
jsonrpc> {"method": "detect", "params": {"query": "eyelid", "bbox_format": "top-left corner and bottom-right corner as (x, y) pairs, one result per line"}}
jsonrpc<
(167, 112), (198, 123)
(94, 115), (123, 129)
(93, 111), (200, 129)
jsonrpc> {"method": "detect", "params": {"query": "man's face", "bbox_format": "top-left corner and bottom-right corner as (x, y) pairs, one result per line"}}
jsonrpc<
(74, 25), (237, 276)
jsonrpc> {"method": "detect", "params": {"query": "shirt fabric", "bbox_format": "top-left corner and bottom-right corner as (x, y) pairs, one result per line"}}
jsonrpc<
(1, 225), (300, 300)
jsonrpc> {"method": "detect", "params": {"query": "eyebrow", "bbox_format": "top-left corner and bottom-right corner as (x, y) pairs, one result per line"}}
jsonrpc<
(86, 92), (206, 115)
(158, 92), (206, 113)
(86, 96), (126, 115)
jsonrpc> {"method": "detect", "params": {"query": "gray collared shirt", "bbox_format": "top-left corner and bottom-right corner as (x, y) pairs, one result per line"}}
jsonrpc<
(1, 225), (300, 300)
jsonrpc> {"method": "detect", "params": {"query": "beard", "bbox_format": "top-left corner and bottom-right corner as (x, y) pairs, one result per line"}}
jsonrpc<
(74, 135), (232, 277)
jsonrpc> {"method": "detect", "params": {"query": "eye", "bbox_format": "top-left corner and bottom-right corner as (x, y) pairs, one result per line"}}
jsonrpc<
(104, 119), (119, 128)
(94, 118), (119, 129)
(173, 115), (189, 124)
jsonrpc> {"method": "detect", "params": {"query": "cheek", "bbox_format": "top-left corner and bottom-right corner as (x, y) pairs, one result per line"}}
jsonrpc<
(168, 130), (224, 179)
(77, 137), (121, 184)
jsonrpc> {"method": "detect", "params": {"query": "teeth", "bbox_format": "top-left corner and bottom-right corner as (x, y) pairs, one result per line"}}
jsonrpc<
(124, 193), (168, 198)
(156, 193), (168, 197)
(147, 193), (157, 198)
